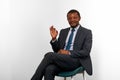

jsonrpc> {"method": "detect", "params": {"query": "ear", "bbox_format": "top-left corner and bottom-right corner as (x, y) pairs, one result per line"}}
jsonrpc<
(79, 17), (81, 21)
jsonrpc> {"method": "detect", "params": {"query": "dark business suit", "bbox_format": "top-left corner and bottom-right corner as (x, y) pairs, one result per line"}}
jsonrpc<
(31, 25), (92, 80)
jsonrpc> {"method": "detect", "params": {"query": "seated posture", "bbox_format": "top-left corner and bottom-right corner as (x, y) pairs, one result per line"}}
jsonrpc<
(31, 9), (93, 80)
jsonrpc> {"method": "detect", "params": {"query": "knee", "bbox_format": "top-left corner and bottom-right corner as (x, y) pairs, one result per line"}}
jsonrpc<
(44, 52), (57, 61)
(44, 52), (53, 58)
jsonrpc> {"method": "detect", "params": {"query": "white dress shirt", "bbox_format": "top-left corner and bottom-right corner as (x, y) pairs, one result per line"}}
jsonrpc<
(64, 25), (80, 50)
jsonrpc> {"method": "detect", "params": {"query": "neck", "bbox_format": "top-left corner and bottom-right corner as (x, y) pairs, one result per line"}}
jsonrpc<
(71, 24), (79, 28)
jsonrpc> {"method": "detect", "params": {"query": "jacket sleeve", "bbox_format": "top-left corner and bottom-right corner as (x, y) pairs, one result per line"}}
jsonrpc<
(70, 30), (92, 58)
(50, 30), (63, 52)
(50, 40), (60, 52)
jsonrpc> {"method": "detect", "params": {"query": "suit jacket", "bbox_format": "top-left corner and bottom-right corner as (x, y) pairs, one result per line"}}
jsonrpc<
(50, 25), (93, 75)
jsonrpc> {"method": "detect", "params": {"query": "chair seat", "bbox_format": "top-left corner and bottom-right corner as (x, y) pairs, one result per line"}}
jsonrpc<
(57, 66), (84, 77)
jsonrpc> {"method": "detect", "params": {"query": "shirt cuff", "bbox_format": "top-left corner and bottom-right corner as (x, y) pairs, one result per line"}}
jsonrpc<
(51, 39), (57, 43)
(68, 51), (71, 55)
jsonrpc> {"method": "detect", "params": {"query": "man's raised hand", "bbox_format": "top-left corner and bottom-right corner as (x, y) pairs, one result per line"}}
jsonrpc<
(50, 26), (58, 40)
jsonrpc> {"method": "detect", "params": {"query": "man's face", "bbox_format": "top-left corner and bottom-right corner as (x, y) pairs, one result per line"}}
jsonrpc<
(67, 12), (80, 28)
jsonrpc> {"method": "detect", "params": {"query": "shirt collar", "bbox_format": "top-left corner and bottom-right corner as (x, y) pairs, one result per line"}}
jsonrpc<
(70, 24), (80, 31)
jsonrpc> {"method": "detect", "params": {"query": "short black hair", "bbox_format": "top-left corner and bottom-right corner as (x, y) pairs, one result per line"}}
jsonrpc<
(67, 9), (81, 18)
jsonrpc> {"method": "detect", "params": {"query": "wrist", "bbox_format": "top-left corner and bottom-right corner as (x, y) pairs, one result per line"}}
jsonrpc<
(51, 38), (57, 43)
(52, 37), (56, 41)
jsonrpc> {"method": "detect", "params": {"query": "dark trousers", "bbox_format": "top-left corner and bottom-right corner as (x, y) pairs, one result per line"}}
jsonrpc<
(31, 52), (81, 80)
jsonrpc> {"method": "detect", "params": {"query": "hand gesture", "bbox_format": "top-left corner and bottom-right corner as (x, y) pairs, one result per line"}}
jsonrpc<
(50, 26), (58, 40)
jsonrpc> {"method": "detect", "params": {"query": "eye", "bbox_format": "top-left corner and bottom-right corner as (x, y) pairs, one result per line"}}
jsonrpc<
(68, 17), (72, 20)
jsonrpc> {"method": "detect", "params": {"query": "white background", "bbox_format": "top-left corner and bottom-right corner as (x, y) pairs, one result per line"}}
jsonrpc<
(0, 0), (120, 80)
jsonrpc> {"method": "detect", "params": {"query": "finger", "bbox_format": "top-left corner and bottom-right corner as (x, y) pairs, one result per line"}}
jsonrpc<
(50, 27), (56, 32)
(50, 26), (53, 30)
(56, 30), (58, 34)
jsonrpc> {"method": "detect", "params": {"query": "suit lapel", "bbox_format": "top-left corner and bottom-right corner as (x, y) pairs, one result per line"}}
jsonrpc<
(73, 26), (84, 49)
(61, 28), (70, 49)
(62, 26), (84, 49)
(64, 28), (70, 39)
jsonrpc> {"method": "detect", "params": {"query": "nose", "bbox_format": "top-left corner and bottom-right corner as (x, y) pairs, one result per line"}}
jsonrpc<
(69, 18), (75, 22)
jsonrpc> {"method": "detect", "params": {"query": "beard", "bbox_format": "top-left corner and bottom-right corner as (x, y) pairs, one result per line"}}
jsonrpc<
(69, 22), (79, 28)
(70, 24), (79, 28)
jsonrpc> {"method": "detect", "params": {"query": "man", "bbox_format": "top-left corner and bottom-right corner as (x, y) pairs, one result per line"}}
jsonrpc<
(31, 9), (92, 80)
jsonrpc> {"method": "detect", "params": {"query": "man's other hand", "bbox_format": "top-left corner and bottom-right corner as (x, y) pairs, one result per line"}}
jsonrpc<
(58, 49), (70, 55)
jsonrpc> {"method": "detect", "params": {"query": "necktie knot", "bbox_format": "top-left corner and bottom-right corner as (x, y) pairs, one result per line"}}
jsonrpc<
(71, 28), (75, 32)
